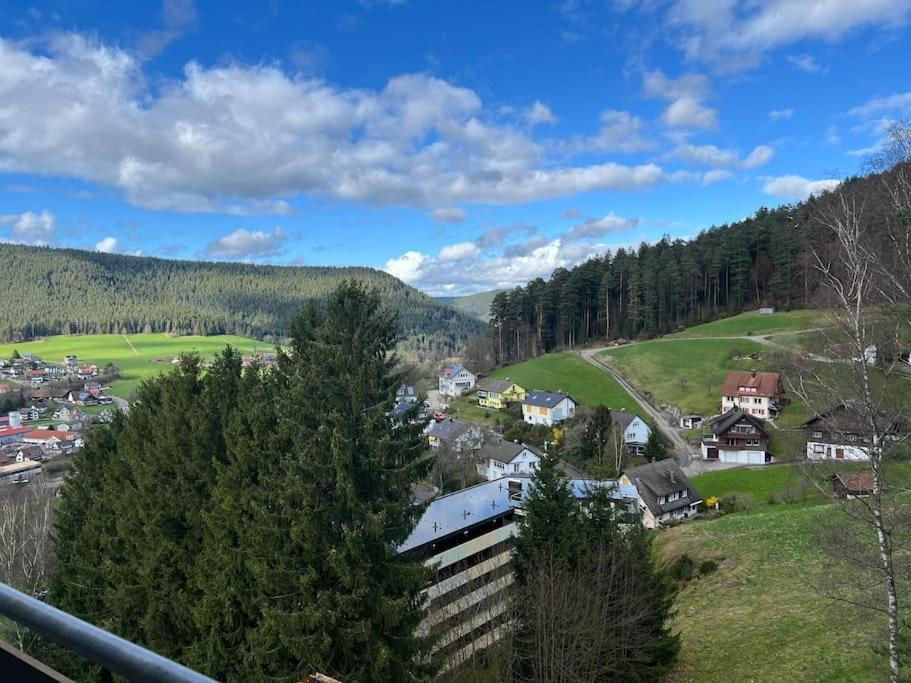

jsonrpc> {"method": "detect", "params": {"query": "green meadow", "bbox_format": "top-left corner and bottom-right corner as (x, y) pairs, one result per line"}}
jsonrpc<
(0, 333), (267, 398)
(669, 309), (826, 338)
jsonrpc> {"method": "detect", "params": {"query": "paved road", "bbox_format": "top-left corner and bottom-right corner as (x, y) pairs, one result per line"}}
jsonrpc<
(578, 347), (697, 463)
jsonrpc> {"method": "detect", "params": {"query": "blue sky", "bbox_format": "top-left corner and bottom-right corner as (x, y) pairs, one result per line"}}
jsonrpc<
(0, 0), (909, 295)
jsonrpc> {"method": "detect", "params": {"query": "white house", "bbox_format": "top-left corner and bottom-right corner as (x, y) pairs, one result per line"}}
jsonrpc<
(438, 365), (477, 397)
(721, 370), (784, 418)
(396, 385), (419, 404)
(621, 460), (702, 529)
(803, 404), (900, 461)
(476, 439), (542, 480)
(521, 391), (577, 427)
(611, 411), (651, 455)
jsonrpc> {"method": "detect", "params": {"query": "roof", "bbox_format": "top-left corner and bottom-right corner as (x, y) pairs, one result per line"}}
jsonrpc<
(24, 429), (76, 441)
(0, 427), (30, 438)
(0, 459), (41, 476)
(833, 472), (874, 493)
(477, 378), (517, 394)
(523, 391), (574, 409)
(711, 408), (769, 437)
(390, 402), (413, 419)
(399, 475), (637, 554)
(721, 370), (782, 398)
(477, 438), (540, 464)
(440, 364), (472, 379)
(397, 385), (417, 397)
(611, 411), (644, 432)
(426, 418), (474, 442)
(623, 459), (702, 517)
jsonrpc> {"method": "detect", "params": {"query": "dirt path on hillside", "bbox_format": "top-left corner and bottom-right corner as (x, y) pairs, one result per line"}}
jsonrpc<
(578, 347), (697, 463)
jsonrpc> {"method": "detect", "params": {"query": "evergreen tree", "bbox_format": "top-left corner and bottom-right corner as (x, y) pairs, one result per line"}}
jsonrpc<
(578, 405), (613, 463)
(643, 428), (670, 461)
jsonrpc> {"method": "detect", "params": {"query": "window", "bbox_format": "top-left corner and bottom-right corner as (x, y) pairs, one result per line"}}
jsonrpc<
(513, 463), (520, 473)
(812, 430), (823, 439)
(746, 439), (759, 446)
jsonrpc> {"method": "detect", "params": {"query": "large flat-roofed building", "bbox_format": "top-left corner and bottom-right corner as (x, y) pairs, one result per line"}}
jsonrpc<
(398, 475), (638, 670)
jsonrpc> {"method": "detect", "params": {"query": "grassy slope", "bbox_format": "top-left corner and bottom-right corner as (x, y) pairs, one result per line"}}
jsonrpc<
(598, 338), (766, 415)
(0, 333), (262, 398)
(669, 309), (825, 338)
(489, 352), (641, 413)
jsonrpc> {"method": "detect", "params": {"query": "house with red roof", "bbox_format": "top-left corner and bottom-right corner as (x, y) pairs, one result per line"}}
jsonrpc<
(721, 370), (784, 418)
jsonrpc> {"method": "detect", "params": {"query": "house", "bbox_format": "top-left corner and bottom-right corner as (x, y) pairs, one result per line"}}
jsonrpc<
(398, 475), (637, 671)
(803, 404), (900, 461)
(425, 418), (477, 449)
(611, 410), (651, 455)
(396, 385), (419, 404)
(0, 426), (30, 444)
(721, 370), (784, 418)
(389, 401), (416, 425)
(0, 457), (41, 484)
(621, 460), (702, 528)
(476, 378), (526, 410)
(831, 472), (875, 499)
(679, 415), (703, 429)
(2, 444), (46, 463)
(78, 365), (97, 378)
(438, 365), (477, 397)
(23, 429), (83, 451)
(53, 406), (72, 421)
(701, 408), (771, 464)
(476, 438), (542, 480)
(521, 391), (577, 426)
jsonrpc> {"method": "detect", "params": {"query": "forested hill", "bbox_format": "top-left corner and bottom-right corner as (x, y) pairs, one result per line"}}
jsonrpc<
(437, 289), (500, 322)
(489, 161), (910, 364)
(0, 244), (484, 359)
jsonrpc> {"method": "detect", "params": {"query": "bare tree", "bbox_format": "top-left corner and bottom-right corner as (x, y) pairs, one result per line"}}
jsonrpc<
(787, 132), (911, 681)
(0, 478), (57, 650)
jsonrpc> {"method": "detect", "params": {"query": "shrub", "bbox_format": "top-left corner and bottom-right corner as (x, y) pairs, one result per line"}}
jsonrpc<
(483, 410), (491, 419)
(720, 492), (757, 513)
(699, 560), (718, 576)
(670, 554), (696, 582)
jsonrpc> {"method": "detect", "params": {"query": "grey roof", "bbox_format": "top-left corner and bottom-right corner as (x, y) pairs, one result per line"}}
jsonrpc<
(623, 460), (702, 518)
(390, 402), (413, 419)
(712, 408), (768, 437)
(440, 364), (471, 379)
(523, 391), (573, 409)
(399, 475), (638, 554)
(477, 378), (514, 394)
(426, 418), (473, 442)
(611, 411), (644, 432)
(477, 439), (540, 464)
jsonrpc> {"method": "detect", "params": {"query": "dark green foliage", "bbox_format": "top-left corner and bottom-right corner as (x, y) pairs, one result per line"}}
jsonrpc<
(670, 554), (696, 582)
(48, 282), (433, 682)
(0, 243), (484, 359)
(643, 429), (670, 461)
(579, 405), (613, 463)
(699, 560), (719, 576)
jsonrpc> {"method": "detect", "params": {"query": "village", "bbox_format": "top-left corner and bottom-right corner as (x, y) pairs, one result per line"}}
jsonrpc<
(0, 351), (119, 484)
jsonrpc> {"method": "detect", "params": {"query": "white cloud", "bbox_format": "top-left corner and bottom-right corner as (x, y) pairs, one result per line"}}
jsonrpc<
(769, 108), (794, 121)
(787, 54), (824, 74)
(438, 241), (481, 262)
(702, 169), (734, 185)
(0, 210), (55, 244)
(643, 70), (717, 130)
(848, 91), (911, 119)
(563, 213), (638, 241)
(762, 175), (841, 200)
(0, 35), (672, 213)
(524, 101), (558, 126)
(385, 250), (431, 283)
(588, 110), (654, 153)
(205, 227), (287, 258)
(430, 207), (467, 223)
(669, 143), (773, 168)
(667, 0), (910, 70)
(94, 236), (118, 253)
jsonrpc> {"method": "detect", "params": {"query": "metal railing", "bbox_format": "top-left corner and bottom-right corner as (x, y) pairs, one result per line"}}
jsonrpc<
(0, 582), (218, 682)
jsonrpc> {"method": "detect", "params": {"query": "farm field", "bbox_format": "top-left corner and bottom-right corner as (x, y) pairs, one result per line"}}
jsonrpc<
(597, 338), (766, 415)
(489, 352), (640, 413)
(0, 333), (266, 398)
(669, 309), (825, 338)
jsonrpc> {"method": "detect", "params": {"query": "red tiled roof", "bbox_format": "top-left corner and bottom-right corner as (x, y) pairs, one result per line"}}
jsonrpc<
(721, 371), (782, 398)
(836, 472), (875, 493)
(24, 429), (75, 441)
(0, 427), (30, 437)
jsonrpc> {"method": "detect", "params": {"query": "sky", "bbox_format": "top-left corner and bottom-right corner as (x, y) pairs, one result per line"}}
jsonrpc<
(0, 1), (910, 296)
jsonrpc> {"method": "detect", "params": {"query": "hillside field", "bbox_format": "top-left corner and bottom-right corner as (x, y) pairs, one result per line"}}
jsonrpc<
(0, 333), (264, 398)
(669, 309), (825, 338)
(489, 352), (641, 414)
(597, 338), (767, 415)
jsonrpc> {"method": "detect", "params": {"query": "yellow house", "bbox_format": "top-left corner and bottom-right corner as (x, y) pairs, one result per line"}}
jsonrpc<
(476, 378), (526, 410)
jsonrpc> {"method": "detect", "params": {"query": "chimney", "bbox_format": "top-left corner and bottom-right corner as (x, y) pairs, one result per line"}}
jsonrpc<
(669, 470), (677, 483)
(751, 369), (756, 378)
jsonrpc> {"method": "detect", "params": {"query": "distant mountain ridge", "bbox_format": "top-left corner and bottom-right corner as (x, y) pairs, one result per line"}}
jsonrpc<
(0, 244), (485, 357)
(437, 289), (501, 322)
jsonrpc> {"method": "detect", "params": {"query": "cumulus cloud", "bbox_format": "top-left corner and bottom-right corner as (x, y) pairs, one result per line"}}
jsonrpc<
(0, 34), (671, 213)
(787, 54), (824, 74)
(762, 175), (840, 200)
(563, 213), (638, 241)
(769, 108), (794, 121)
(205, 227), (287, 258)
(667, 0), (910, 70)
(524, 101), (558, 126)
(669, 143), (773, 168)
(475, 223), (537, 249)
(587, 110), (655, 153)
(94, 236), (118, 253)
(643, 70), (717, 130)
(137, 0), (198, 59)
(430, 207), (467, 223)
(438, 241), (481, 262)
(0, 210), (55, 244)
(702, 169), (734, 185)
